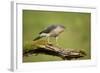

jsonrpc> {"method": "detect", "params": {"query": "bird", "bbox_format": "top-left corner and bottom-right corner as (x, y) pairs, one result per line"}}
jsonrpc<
(33, 24), (65, 45)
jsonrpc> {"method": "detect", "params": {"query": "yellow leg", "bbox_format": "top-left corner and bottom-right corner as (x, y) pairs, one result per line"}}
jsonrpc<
(47, 37), (52, 44)
(47, 37), (49, 43)
(55, 37), (58, 45)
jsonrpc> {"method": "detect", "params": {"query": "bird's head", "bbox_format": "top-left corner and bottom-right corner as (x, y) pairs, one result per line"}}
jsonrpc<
(57, 25), (65, 33)
(58, 25), (65, 29)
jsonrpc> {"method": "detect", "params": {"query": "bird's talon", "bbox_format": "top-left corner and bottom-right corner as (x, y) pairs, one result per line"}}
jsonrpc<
(48, 42), (52, 45)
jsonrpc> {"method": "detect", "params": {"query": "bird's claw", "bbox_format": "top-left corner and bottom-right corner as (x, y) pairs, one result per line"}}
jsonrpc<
(48, 42), (52, 45)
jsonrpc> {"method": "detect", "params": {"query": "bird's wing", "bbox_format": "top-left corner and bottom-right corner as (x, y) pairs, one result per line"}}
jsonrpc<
(39, 25), (57, 34)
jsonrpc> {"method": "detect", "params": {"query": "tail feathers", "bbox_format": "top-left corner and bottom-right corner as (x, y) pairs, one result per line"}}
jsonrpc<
(33, 36), (42, 41)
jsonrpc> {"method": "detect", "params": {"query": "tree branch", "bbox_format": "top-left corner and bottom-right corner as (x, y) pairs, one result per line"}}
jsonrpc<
(23, 40), (86, 60)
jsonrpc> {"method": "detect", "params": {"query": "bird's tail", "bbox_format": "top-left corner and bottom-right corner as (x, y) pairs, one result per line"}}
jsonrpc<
(33, 36), (43, 41)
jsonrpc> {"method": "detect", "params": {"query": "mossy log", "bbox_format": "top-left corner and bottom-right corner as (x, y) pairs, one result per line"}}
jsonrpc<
(23, 40), (86, 60)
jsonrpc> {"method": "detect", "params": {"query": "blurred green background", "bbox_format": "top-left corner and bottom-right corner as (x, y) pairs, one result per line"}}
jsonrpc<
(23, 10), (91, 62)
